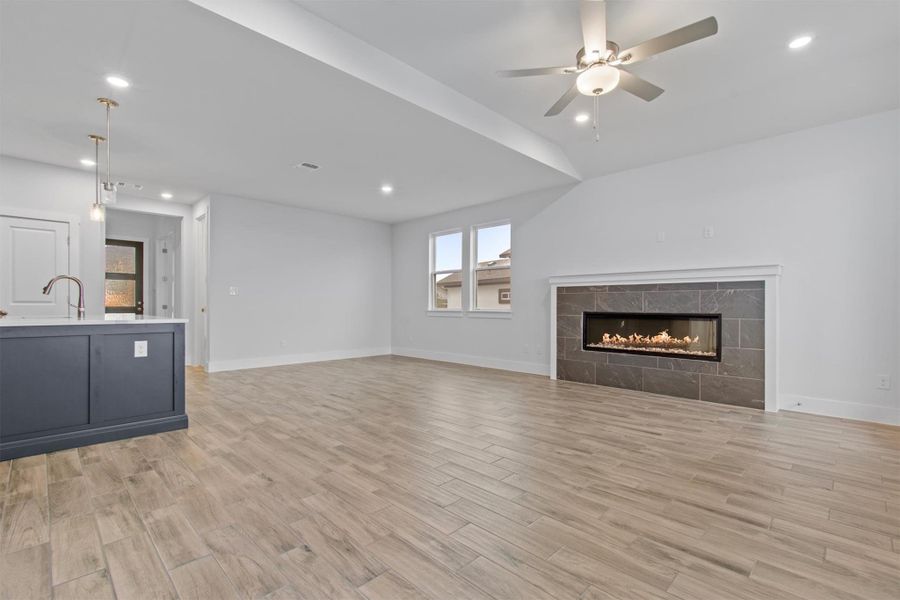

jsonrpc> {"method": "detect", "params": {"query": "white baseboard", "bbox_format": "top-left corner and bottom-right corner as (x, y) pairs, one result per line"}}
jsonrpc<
(207, 347), (392, 373)
(781, 394), (899, 426)
(392, 347), (549, 376)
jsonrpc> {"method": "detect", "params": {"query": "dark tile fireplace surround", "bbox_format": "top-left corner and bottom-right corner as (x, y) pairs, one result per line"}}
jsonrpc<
(556, 281), (765, 409)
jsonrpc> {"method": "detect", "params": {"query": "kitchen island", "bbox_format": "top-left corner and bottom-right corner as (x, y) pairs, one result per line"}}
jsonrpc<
(0, 315), (187, 460)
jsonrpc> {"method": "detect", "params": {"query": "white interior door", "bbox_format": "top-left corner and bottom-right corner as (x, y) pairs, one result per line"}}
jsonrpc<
(194, 212), (209, 367)
(156, 233), (176, 318)
(0, 216), (70, 316)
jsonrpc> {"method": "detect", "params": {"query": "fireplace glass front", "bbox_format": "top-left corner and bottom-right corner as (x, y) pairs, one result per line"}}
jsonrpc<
(583, 312), (722, 361)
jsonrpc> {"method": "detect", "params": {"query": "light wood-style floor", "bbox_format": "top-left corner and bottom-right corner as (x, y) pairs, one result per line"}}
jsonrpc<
(1, 355), (899, 600)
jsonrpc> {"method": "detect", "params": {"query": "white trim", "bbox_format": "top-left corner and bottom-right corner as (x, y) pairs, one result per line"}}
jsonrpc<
(427, 310), (463, 317)
(207, 346), (391, 373)
(782, 394), (900, 426)
(469, 220), (511, 312)
(428, 228), (464, 311)
(548, 264), (783, 286)
(392, 346), (547, 376)
(467, 310), (512, 319)
(549, 264), (782, 413)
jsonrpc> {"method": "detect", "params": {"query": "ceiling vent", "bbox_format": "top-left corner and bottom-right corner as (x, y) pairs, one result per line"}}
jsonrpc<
(296, 162), (320, 170)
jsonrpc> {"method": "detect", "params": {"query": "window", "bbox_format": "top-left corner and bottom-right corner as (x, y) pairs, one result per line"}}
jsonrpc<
(429, 231), (462, 310)
(105, 239), (144, 314)
(471, 222), (511, 311)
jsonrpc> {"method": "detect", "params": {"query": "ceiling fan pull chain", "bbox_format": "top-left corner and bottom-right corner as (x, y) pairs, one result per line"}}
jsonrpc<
(593, 94), (600, 142)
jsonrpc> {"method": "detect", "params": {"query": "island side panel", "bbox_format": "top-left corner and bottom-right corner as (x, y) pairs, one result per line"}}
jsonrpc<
(0, 334), (91, 436)
(0, 322), (187, 460)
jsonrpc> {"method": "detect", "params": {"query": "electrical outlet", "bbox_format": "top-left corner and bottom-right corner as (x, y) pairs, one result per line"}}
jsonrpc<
(656, 231), (666, 243)
(228, 286), (239, 296)
(877, 375), (891, 390)
(703, 226), (715, 239)
(134, 340), (148, 358)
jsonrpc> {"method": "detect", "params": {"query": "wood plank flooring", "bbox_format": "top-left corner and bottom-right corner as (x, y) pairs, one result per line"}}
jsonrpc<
(2, 355), (899, 599)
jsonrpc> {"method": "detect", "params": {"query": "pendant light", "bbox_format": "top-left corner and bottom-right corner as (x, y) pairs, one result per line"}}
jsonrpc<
(88, 134), (106, 222)
(97, 97), (119, 205)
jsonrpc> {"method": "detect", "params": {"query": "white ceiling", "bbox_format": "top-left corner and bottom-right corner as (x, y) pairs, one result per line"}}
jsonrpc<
(299, 0), (900, 177)
(0, 0), (574, 222)
(2, 1), (897, 223)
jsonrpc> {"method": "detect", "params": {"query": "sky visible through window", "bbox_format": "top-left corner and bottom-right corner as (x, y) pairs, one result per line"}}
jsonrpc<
(434, 225), (510, 271)
(477, 223), (510, 263)
(434, 232), (462, 271)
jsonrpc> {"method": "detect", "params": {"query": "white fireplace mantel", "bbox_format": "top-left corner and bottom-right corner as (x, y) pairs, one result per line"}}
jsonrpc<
(549, 264), (782, 412)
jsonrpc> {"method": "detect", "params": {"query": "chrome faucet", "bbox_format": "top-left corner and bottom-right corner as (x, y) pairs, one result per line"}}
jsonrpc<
(43, 275), (86, 319)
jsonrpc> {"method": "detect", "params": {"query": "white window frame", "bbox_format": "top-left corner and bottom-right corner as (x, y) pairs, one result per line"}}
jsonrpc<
(428, 228), (464, 314)
(469, 220), (512, 314)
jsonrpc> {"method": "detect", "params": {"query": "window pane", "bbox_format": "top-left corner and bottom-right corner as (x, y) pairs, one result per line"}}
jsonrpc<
(106, 245), (136, 274)
(433, 232), (462, 272)
(105, 279), (135, 308)
(433, 271), (461, 310)
(474, 267), (511, 310)
(476, 224), (510, 264)
(474, 223), (511, 310)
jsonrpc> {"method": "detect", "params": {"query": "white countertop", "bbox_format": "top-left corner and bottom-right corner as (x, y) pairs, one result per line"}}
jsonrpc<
(0, 314), (188, 327)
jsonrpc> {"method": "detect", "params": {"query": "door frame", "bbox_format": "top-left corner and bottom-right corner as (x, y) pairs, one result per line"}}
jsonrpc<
(194, 210), (209, 370)
(104, 237), (147, 314)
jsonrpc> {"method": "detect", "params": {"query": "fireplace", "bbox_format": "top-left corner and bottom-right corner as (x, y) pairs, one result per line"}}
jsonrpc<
(583, 312), (722, 362)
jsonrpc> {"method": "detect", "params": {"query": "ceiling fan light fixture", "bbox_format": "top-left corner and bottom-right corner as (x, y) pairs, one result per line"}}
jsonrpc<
(576, 64), (620, 96)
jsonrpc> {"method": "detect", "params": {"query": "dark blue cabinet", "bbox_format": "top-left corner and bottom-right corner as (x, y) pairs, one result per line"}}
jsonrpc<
(0, 322), (187, 460)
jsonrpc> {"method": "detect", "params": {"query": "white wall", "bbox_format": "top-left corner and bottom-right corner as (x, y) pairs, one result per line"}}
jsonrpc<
(0, 155), (199, 363)
(392, 110), (900, 424)
(0, 155), (105, 312)
(206, 194), (392, 371)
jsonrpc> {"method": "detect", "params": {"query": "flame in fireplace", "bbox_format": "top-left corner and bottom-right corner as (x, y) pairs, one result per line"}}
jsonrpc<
(586, 329), (715, 357)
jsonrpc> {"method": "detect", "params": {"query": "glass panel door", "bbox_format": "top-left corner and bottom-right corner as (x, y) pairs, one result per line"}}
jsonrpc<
(105, 239), (144, 314)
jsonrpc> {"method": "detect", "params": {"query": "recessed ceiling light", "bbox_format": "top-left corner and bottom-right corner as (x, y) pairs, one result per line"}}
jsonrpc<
(160, 192), (173, 200)
(80, 158), (96, 166)
(788, 35), (812, 49)
(106, 75), (130, 88)
(574, 113), (590, 123)
(380, 184), (393, 194)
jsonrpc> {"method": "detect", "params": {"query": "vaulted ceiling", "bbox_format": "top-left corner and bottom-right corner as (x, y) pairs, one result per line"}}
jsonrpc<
(1, 0), (897, 223)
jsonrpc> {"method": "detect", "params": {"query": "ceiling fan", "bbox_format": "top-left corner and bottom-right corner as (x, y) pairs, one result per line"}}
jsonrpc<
(498, 0), (718, 120)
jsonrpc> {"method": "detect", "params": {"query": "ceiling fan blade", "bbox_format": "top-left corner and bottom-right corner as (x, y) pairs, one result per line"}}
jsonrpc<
(619, 16), (718, 65)
(580, 0), (608, 60)
(545, 83), (579, 117)
(617, 69), (664, 101)
(497, 66), (577, 78)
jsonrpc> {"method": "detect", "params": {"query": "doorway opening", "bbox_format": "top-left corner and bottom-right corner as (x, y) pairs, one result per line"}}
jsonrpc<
(104, 208), (182, 318)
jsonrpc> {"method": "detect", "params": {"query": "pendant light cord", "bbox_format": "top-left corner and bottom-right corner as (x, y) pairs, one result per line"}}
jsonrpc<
(105, 102), (111, 188)
(95, 137), (101, 204)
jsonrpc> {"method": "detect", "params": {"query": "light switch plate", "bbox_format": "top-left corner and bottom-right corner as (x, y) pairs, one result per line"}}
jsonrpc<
(134, 340), (148, 358)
